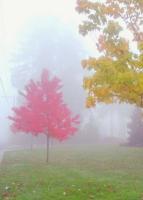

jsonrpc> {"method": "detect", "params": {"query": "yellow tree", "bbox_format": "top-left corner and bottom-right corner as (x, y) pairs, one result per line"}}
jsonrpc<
(76, 0), (143, 108)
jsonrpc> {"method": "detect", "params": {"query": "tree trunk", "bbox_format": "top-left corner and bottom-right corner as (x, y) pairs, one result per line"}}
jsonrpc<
(141, 94), (143, 107)
(46, 134), (50, 163)
(30, 134), (33, 151)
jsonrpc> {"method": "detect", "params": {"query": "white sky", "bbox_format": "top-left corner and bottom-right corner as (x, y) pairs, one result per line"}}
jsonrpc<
(0, 0), (96, 96)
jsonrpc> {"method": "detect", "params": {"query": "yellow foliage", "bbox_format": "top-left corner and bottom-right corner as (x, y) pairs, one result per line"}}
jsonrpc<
(76, 0), (143, 108)
(86, 96), (96, 108)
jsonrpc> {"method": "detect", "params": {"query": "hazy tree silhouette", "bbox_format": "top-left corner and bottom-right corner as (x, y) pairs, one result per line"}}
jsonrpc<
(127, 107), (143, 146)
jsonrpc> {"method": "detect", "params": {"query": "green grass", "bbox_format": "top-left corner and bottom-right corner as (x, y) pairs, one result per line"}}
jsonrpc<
(0, 144), (143, 200)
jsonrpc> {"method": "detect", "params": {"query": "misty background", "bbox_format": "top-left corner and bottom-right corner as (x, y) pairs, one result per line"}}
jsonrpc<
(0, 0), (135, 147)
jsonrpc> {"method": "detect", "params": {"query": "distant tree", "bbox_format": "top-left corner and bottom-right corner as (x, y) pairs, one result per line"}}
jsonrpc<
(9, 69), (80, 163)
(127, 107), (143, 147)
(11, 17), (86, 113)
(76, 0), (143, 108)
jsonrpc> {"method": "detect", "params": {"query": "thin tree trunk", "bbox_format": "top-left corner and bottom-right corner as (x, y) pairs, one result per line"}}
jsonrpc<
(141, 94), (143, 107)
(30, 134), (33, 151)
(46, 134), (50, 163)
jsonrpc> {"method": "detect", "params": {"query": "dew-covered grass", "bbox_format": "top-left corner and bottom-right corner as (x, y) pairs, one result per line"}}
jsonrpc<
(0, 144), (143, 200)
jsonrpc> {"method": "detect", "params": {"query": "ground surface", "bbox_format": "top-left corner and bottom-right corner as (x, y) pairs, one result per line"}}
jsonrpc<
(0, 144), (143, 200)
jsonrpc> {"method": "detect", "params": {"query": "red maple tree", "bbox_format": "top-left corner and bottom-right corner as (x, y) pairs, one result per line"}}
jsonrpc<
(9, 69), (80, 162)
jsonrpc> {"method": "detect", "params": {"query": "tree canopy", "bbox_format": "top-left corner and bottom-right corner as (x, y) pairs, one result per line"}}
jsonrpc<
(9, 69), (80, 141)
(76, 0), (143, 108)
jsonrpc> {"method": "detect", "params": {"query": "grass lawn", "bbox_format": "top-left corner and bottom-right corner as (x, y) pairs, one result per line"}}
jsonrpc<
(0, 144), (143, 200)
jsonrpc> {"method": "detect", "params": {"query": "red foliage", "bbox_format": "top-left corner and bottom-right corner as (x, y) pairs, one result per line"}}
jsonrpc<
(9, 69), (80, 141)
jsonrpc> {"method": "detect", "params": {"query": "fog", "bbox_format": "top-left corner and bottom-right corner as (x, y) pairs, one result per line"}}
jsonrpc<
(0, 0), (136, 148)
